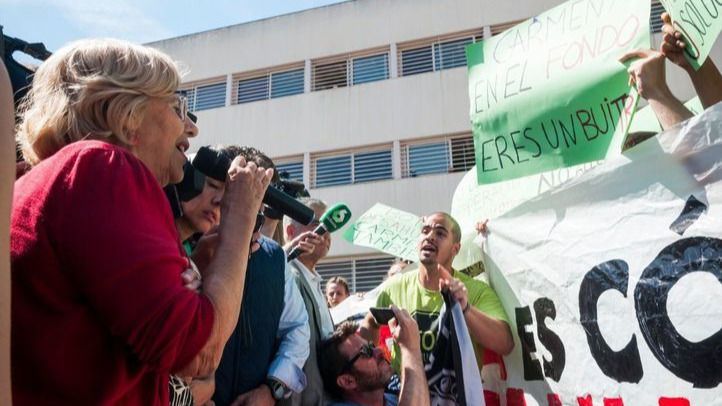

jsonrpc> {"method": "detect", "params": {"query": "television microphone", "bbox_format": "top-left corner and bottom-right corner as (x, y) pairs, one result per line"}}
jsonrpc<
(287, 203), (352, 262)
(192, 146), (316, 225)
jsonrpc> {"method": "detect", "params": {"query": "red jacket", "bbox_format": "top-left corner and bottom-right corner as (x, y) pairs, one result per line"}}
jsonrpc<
(11, 141), (214, 405)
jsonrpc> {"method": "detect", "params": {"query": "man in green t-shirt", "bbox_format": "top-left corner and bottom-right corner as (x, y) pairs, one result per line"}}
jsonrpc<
(360, 212), (513, 375)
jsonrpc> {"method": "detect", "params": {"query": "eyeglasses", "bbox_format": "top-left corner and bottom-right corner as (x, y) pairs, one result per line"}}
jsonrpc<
(341, 342), (376, 373)
(173, 92), (189, 122)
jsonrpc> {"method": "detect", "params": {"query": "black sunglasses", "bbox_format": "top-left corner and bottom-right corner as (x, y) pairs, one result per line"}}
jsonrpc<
(341, 342), (376, 373)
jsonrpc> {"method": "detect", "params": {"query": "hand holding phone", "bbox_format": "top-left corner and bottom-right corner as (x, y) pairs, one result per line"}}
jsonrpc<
(369, 307), (395, 325)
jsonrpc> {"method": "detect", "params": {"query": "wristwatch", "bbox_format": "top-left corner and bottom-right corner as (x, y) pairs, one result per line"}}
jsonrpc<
(266, 377), (292, 400)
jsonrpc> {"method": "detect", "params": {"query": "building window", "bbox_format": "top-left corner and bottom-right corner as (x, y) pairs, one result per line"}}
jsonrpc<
(650, 1), (665, 33)
(311, 145), (393, 188)
(352, 53), (389, 85)
(398, 30), (482, 77)
(400, 45), (434, 76)
(317, 256), (394, 293)
(313, 60), (348, 91)
(407, 142), (449, 177)
(434, 37), (474, 70)
(450, 136), (476, 172)
(271, 68), (305, 98)
(237, 76), (269, 104)
(401, 133), (474, 178)
(183, 80), (227, 112)
(353, 150), (393, 183)
(275, 158), (304, 182)
(312, 48), (390, 91)
(314, 154), (352, 187)
(235, 65), (304, 104)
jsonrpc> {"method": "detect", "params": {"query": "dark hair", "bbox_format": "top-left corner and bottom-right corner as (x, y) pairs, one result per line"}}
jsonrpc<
(319, 321), (359, 400)
(326, 276), (350, 295)
(218, 145), (279, 183)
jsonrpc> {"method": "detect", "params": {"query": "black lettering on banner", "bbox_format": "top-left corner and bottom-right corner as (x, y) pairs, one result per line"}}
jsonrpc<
(523, 127), (542, 157)
(669, 195), (708, 235)
(534, 298), (566, 382)
(634, 236), (722, 388)
(509, 130), (529, 164)
(494, 135), (516, 169)
(481, 138), (498, 173)
(515, 306), (544, 380)
(579, 259), (644, 383)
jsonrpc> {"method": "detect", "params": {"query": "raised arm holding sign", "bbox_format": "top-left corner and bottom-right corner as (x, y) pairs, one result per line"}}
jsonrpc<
(659, 0), (722, 70)
(660, 11), (722, 108)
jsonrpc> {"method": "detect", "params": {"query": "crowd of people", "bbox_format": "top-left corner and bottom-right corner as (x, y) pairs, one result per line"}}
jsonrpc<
(0, 11), (720, 406)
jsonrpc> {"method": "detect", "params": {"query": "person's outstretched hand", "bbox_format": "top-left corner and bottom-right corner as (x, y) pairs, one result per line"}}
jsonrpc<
(660, 12), (693, 72)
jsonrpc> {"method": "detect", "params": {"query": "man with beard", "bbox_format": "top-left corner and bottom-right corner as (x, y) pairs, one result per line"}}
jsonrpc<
(360, 212), (513, 401)
(319, 307), (429, 406)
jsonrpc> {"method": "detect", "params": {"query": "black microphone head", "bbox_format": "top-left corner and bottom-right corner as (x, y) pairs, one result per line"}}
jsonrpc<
(192, 146), (230, 182)
(175, 161), (206, 202)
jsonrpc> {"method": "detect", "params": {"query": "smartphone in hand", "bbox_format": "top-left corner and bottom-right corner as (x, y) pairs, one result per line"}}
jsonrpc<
(369, 307), (395, 325)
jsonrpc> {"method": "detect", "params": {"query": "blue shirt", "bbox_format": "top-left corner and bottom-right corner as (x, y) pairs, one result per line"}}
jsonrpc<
(269, 260), (311, 392)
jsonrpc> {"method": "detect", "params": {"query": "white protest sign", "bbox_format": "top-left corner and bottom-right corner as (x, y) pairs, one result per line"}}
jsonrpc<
(451, 161), (601, 271)
(480, 103), (722, 405)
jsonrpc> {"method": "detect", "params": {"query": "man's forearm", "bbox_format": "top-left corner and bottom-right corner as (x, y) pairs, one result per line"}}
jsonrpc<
(464, 307), (514, 356)
(689, 59), (722, 109)
(648, 92), (694, 130)
(398, 347), (430, 406)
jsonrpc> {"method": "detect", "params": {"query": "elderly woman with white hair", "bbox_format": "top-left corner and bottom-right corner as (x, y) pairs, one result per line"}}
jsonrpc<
(11, 38), (272, 405)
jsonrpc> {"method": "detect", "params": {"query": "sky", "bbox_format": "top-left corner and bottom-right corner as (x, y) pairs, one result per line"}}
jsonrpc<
(1, 0), (347, 64)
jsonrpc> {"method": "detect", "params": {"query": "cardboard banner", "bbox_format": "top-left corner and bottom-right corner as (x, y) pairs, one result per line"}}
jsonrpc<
(480, 102), (722, 405)
(342, 203), (421, 262)
(660, 0), (722, 70)
(466, 0), (650, 185)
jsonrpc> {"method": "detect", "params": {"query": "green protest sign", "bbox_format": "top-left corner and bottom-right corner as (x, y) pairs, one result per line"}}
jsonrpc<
(342, 203), (421, 262)
(660, 0), (722, 70)
(466, 0), (650, 184)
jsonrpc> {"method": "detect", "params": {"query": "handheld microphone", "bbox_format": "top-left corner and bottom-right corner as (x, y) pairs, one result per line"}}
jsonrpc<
(192, 146), (316, 225)
(287, 203), (352, 262)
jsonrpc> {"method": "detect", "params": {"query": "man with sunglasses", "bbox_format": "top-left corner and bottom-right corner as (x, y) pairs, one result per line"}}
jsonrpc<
(211, 145), (311, 406)
(319, 307), (430, 406)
